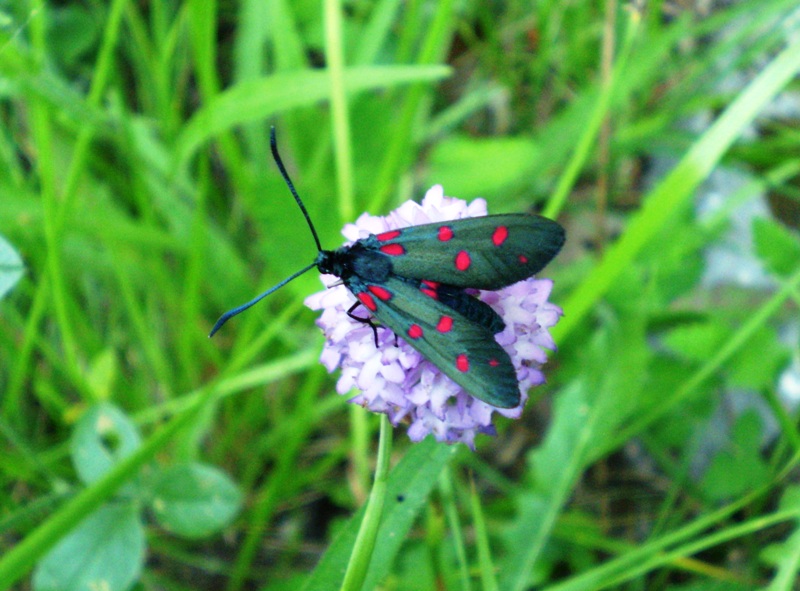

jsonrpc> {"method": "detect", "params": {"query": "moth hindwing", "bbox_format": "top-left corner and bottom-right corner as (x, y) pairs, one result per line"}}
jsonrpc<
(346, 274), (521, 408)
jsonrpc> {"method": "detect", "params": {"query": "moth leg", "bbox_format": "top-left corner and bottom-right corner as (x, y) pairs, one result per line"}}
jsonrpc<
(346, 301), (380, 347)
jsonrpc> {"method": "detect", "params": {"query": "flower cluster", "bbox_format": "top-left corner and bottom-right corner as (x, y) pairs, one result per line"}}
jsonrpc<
(304, 186), (562, 448)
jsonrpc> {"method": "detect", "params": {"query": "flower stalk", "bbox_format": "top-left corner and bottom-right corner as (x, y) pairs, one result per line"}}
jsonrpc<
(340, 414), (393, 591)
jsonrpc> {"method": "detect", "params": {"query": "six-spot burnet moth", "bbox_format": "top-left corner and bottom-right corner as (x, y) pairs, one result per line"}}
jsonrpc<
(210, 128), (565, 409)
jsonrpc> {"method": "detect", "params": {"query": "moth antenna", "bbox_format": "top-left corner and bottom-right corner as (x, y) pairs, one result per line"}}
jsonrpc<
(270, 127), (323, 253)
(208, 261), (317, 337)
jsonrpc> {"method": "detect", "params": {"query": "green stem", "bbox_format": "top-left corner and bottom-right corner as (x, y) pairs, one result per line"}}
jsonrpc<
(340, 414), (393, 591)
(324, 0), (354, 223)
(367, 0), (455, 214)
(543, 4), (639, 220)
(351, 404), (371, 498)
(439, 468), (472, 591)
(471, 474), (499, 591)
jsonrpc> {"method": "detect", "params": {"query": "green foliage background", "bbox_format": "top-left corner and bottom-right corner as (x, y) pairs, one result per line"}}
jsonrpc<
(2, 0), (800, 589)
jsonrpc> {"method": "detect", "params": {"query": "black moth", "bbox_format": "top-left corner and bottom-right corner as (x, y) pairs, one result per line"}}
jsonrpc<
(210, 129), (565, 408)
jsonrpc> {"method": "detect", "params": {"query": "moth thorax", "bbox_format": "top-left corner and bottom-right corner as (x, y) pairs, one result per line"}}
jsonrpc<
(350, 248), (392, 282)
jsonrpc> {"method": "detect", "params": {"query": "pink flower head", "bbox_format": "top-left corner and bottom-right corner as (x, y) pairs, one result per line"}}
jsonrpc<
(304, 185), (562, 448)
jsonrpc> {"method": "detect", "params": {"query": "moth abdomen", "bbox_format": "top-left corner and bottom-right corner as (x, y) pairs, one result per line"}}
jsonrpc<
(410, 279), (505, 334)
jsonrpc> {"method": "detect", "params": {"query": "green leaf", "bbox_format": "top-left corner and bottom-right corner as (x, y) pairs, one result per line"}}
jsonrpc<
(0, 233), (24, 300)
(302, 438), (455, 591)
(86, 350), (119, 402)
(175, 65), (451, 165)
(777, 485), (800, 515)
(753, 217), (800, 278)
(32, 502), (144, 591)
(70, 403), (142, 486)
(150, 463), (242, 539)
(500, 383), (591, 590)
(700, 410), (770, 502)
(647, 358), (716, 448)
(663, 319), (789, 390)
(391, 543), (436, 591)
(48, 5), (101, 68)
(662, 319), (731, 362)
(425, 135), (541, 202)
(759, 486), (800, 588)
(726, 325), (789, 390)
(640, 218), (706, 304)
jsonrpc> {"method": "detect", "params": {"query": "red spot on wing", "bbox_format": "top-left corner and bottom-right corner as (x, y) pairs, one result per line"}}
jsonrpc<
(376, 230), (402, 241)
(407, 324), (423, 339)
(518, 254), (529, 264)
(489, 358), (500, 367)
(420, 280), (439, 299)
(357, 292), (377, 311)
(492, 226), (509, 246)
(438, 226), (454, 241)
(456, 354), (469, 372)
(455, 250), (471, 271)
(380, 243), (406, 256)
(367, 285), (392, 301)
(436, 316), (453, 333)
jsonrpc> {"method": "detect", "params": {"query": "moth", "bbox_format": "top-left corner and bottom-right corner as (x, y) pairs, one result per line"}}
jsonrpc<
(210, 129), (565, 409)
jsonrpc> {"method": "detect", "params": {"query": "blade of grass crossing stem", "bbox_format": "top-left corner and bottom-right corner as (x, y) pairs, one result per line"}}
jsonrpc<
(541, 469), (800, 591)
(548, 504), (800, 591)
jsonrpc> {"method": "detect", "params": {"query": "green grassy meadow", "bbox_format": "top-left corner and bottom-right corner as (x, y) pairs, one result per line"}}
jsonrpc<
(2, 1), (800, 589)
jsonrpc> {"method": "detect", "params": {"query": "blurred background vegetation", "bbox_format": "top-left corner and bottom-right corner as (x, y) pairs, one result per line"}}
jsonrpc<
(2, 0), (800, 589)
